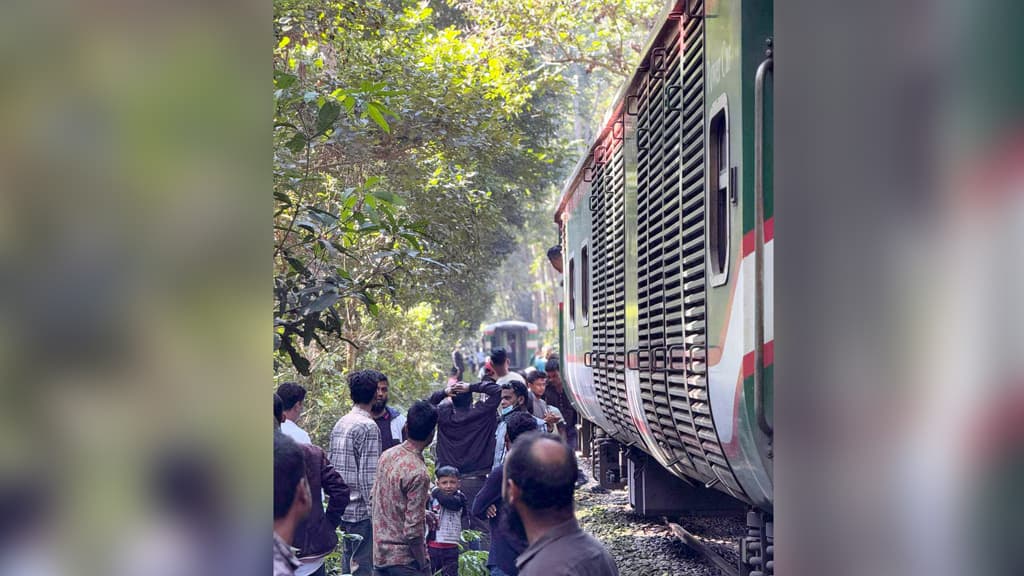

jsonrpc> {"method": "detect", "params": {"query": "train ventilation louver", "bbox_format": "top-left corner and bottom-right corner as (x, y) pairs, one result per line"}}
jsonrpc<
(634, 2), (745, 499)
(590, 136), (640, 446)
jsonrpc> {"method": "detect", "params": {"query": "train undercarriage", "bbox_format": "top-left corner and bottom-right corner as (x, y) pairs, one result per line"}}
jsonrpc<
(582, 420), (773, 576)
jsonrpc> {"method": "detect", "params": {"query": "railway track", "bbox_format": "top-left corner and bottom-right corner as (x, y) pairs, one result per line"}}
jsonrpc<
(575, 457), (746, 576)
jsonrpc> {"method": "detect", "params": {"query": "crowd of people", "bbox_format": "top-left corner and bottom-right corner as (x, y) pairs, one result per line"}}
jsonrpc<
(273, 347), (617, 576)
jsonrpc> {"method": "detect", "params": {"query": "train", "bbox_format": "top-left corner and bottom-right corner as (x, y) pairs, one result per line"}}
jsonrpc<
(550, 0), (773, 573)
(481, 320), (540, 371)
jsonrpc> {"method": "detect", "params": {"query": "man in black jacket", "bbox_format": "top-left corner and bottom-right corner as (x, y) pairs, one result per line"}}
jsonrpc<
(427, 379), (501, 546)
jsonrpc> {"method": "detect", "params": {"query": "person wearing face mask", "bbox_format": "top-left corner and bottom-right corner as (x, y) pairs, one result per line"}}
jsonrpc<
(493, 381), (545, 469)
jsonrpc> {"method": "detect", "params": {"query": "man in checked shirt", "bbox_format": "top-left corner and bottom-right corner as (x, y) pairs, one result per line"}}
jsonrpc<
(329, 369), (385, 576)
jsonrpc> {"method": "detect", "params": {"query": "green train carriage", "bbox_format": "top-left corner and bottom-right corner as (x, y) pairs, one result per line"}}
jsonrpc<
(552, 0), (773, 573)
(481, 320), (540, 371)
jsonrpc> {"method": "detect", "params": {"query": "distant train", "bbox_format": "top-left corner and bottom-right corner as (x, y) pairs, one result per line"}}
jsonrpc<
(551, 0), (773, 574)
(480, 320), (540, 371)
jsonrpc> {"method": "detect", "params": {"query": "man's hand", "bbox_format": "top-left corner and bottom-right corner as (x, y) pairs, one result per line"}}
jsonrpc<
(486, 504), (497, 519)
(543, 412), (561, 425)
(445, 381), (467, 396)
(426, 510), (439, 530)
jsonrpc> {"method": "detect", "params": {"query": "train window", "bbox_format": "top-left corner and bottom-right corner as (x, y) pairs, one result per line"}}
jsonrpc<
(568, 254), (576, 329)
(708, 98), (730, 286)
(581, 244), (590, 325)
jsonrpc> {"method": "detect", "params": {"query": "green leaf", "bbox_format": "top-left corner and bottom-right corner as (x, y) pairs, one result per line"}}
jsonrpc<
(295, 218), (318, 233)
(285, 257), (309, 276)
(300, 291), (339, 316)
(365, 102), (390, 133)
(355, 292), (379, 316)
(306, 206), (340, 222)
(273, 191), (292, 206)
(274, 71), (297, 89)
(399, 233), (423, 251)
(286, 132), (307, 154)
(373, 101), (399, 120)
(371, 190), (405, 206)
(330, 242), (353, 256)
(316, 100), (341, 136)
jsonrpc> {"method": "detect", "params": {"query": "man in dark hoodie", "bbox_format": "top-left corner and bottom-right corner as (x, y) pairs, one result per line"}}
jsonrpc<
(427, 378), (501, 545)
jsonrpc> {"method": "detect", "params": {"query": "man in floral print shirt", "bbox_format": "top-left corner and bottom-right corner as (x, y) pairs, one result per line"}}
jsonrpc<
(371, 400), (438, 576)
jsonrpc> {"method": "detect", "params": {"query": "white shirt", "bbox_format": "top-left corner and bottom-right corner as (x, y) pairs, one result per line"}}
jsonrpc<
(497, 372), (526, 386)
(281, 419), (311, 445)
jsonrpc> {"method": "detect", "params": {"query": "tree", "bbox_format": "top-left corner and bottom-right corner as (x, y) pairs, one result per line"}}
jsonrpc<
(454, 0), (664, 147)
(273, 0), (572, 374)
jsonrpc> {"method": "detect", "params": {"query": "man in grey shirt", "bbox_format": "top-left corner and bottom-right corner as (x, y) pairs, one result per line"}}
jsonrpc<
(503, 433), (619, 576)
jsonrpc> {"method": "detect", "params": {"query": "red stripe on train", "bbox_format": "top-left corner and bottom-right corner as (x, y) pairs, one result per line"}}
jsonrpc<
(741, 216), (775, 258)
(741, 340), (774, 379)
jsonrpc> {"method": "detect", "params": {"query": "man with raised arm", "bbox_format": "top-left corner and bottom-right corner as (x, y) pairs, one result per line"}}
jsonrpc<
(427, 376), (502, 544)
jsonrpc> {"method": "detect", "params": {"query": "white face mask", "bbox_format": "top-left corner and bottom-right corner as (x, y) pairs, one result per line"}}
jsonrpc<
(500, 404), (515, 417)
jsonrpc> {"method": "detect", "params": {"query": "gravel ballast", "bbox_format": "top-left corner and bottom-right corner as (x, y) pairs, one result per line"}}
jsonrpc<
(574, 458), (746, 576)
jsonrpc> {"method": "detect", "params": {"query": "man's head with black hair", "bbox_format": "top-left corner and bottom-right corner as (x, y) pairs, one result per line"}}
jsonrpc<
(405, 400), (438, 443)
(273, 432), (311, 523)
(490, 347), (509, 376)
(503, 432), (577, 514)
(275, 382), (307, 422)
(547, 245), (563, 274)
(499, 380), (529, 414)
(273, 393), (284, 427)
(451, 388), (473, 409)
(525, 370), (546, 384)
(371, 373), (391, 415)
(347, 369), (385, 407)
(526, 370), (548, 398)
(506, 411), (540, 446)
(544, 358), (562, 388)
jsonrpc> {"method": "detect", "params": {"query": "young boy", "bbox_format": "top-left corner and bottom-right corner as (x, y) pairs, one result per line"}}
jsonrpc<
(428, 466), (469, 576)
